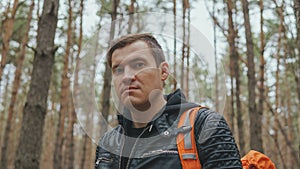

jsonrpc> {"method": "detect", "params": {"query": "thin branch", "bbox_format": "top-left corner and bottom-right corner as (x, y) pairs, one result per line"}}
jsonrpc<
(26, 44), (37, 53)
(203, 0), (227, 37)
(265, 99), (299, 163)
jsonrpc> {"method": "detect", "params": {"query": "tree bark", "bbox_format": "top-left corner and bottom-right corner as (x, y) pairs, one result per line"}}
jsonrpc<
(213, 0), (219, 112)
(241, 0), (263, 152)
(283, 26), (296, 169)
(185, 0), (190, 100)
(258, 0), (265, 154)
(14, 0), (59, 169)
(0, 0), (34, 168)
(53, 0), (72, 168)
(226, 0), (245, 155)
(53, 0), (73, 168)
(127, 0), (135, 34)
(99, 0), (119, 135)
(0, 0), (19, 82)
(80, 133), (88, 169)
(181, 0), (188, 95)
(294, 0), (300, 102)
(0, 71), (11, 154)
(173, 0), (177, 91)
(265, 99), (299, 167)
(293, 1), (300, 160)
(65, 1), (83, 169)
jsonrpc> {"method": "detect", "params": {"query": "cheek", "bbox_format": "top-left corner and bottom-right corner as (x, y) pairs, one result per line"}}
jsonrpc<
(113, 79), (121, 93)
(143, 74), (163, 88)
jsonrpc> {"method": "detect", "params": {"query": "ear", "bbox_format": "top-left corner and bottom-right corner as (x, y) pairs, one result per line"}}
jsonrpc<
(159, 62), (169, 81)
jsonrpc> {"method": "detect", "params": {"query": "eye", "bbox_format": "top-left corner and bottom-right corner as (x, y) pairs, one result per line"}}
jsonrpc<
(133, 62), (145, 69)
(113, 66), (124, 75)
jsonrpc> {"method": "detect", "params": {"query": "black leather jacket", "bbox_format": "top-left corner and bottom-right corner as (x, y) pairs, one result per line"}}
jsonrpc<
(95, 89), (242, 169)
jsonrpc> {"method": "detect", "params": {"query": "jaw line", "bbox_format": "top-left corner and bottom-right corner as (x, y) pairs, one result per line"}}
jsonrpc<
(124, 89), (165, 123)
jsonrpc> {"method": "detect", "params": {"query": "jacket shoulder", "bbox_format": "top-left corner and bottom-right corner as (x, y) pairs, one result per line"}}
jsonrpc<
(97, 125), (123, 154)
(193, 108), (243, 168)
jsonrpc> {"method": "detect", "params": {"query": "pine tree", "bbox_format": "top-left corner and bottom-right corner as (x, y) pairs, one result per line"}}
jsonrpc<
(14, 0), (59, 168)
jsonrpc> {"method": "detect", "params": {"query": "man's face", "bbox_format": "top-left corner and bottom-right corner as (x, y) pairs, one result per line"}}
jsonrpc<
(111, 40), (168, 111)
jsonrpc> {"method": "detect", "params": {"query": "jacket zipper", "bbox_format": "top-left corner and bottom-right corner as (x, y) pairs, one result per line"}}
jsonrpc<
(95, 156), (113, 165)
(141, 149), (178, 158)
(126, 125), (151, 169)
(119, 126), (125, 169)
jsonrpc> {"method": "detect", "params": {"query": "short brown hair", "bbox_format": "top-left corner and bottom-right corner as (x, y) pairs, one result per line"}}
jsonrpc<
(107, 33), (165, 67)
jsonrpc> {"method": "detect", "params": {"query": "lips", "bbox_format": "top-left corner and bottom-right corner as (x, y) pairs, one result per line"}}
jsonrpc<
(121, 86), (140, 94)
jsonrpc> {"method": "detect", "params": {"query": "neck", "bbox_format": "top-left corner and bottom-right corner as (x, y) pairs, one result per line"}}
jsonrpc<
(130, 94), (166, 128)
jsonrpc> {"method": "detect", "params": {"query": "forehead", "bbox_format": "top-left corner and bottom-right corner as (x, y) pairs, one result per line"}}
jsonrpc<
(111, 40), (155, 65)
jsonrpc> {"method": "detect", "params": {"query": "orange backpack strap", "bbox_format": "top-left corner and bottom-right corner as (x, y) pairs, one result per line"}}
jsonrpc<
(176, 106), (203, 169)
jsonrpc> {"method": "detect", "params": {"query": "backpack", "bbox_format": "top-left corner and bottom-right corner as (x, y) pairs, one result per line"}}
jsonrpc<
(176, 107), (276, 169)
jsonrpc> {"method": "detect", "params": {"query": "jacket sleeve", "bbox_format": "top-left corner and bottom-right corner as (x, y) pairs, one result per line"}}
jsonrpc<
(194, 109), (242, 169)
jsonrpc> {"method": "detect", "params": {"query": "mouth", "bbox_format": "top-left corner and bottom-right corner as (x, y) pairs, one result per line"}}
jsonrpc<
(121, 86), (140, 94)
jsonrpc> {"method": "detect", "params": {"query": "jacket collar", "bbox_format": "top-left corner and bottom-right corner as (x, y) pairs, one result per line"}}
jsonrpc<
(117, 89), (198, 133)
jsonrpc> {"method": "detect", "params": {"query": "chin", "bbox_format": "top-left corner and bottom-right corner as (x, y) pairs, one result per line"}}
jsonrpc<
(122, 98), (148, 110)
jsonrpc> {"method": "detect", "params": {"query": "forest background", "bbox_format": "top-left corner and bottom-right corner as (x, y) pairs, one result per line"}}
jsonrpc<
(0, 0), (299, 169)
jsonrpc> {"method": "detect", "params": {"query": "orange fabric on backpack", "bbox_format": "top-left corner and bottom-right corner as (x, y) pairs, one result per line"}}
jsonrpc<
(176, 107), (203, 169)
(241, 150), (276, 169)
(177, 107), (275, 169)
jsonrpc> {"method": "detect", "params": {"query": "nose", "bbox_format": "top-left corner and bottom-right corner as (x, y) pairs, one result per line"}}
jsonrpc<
(122, 67), (136, 85)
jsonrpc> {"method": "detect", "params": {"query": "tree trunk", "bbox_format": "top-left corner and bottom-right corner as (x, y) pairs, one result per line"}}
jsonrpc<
(53, 0), (73, 168)
(181, 0), (188, 95)
(273, 131), (288, 169)
(63, 91), (74, 169)
(99, 0), (119, 135)
(274, 2), (284, 166)
(80, 109), (94, 169)
(173, 0), (177, 91)
(293, 1), (300, 160)
(64, 103), (76, 169)
(185, 0), (190, 100)
(80, 133), (88, 169)
(283, 28), (296, 169)
(229, 76), (235, 132)
(226, 0), (245, 155)
(65, 1), (83, 169)
(213, 0), (219, 112)
(265, 99), (299, 166)
(232, 1), (243, 154)
(0, 71), (11, 155)
(273, 1), (300, 166)
(127, 0), (135, 34)
(241, 0), (263, 152)
(0, 0), (19, 82)
(274, 17), (282, 167)
(258, 0), (265, 154)
(14, 0), (59, 169)
(0, 0), (34, 168)
(294, 0), (300, 102)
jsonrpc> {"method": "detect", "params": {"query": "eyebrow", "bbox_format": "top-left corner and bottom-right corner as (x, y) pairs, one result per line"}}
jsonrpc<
(111, 56), (148, 69)
(111, 64), (120, 71)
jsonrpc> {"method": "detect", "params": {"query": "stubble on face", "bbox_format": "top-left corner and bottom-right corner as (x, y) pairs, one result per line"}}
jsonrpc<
(111, 40), (168, 124)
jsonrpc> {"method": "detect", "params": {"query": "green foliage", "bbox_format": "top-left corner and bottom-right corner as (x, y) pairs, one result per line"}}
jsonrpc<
(96, 0), (112, 16)
(11, 2), (30, 43)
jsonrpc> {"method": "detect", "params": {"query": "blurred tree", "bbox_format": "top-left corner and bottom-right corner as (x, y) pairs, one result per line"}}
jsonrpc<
(294, 0), (300, 103)
(172, 0), (177, 91)
(0, 0), (34, 168)
(0, 0), (19, 82)
(241, 0), (263, 153)
(53, 0), (73, 168)
(226, 0), (245, 155)
(14, 0), (59, 168)
(257, 0), (265, 158)
(64, 0), (84, 168)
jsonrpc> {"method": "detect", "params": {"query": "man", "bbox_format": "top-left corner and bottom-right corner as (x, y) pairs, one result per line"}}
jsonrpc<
(95, 33), (242, 169)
